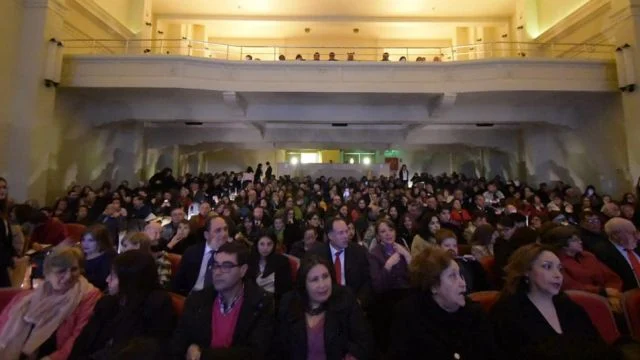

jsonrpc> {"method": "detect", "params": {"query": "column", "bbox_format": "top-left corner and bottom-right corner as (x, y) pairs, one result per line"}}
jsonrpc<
(454, 27), (470, 61)
(609, 0), (640, 184)
(191, 24), (207, 58)
(513, 0), (538, 57)
(131, 0), (153, 54)
(5, 0), (67, 203)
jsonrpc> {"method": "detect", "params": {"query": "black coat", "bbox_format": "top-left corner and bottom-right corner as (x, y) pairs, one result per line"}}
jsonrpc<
(387, 291), (503, 360)
(170, 281), (275, 360)
(276, 286), (373, 360)
(490, 292), (620, 360)
(0, 218), (16, 287)
(247, 252), (293, 301)
(70, 290), (176, 360)
(306, 243), (372, 308)
(592, 240), (640, 291)
(171, 242), (206, 295)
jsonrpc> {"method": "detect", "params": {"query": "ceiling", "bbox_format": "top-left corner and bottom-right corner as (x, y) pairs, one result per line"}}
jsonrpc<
(153, 0), (516, 18)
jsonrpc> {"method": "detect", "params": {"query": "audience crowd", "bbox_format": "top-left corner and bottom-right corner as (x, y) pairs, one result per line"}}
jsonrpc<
(247, 51), (444, 62)
(0, 167), (640, 359)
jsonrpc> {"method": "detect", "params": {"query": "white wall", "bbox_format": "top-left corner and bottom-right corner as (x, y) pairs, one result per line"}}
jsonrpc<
(94, 0), (133, 28)
(0, 0), (24, 173)
(523, 93), (629, 195)
(536, 0), (589, 34)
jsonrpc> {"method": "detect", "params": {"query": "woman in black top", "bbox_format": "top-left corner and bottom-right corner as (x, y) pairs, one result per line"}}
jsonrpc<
(80, 224), (116, 291)
(247, 232), (293, 302)
(490, 243), (621, 360)
(0, 177), (16, 288)
(70, 250), (176, 359)
(388, 246), (503, 360)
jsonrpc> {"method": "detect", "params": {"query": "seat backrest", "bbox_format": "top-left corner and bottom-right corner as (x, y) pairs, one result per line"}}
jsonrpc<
(566, 290), (621, 345)
(469, 290), (500, 313)
(0, 288), (30, 313)
(623, 289), (640, 341)
(458, 244), (472, 256)
(64, 223), (87, 243)
(479, 256), (498, 289)
(284, 254), (300, 283)
(169, 292), (186, 318)
(166, 253), (182, 278)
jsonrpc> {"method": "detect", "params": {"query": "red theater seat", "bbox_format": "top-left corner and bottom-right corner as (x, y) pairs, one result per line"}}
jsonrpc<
(623, 289), (640, 341)
(479, 256), (499, 289)
(285, 255), (300, 283)
(169, 292), (186, 318)
(469, 291), (500, 313)
(166, 253), (182, 278)
(0, 288), (30, 312)
(64, 223), (87, 243)
(566, 290), (620, 345)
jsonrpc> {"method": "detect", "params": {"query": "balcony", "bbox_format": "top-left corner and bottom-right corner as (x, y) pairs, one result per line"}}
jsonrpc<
(60, 39), (618, 93)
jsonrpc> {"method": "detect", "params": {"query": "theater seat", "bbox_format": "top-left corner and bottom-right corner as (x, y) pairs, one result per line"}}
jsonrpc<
(169, 292), (186, 318)
(284, 254), (300, 283)
(566, 290), (621, 345)
(0, 288), (30, 313)
(479, 256), (499, 289)
(166, 253), (182, 278)
(458, 244), (471, 256)
(64, 223), (87, 243)
(623, 289), (640, 341)
(469, 291), (500, 313)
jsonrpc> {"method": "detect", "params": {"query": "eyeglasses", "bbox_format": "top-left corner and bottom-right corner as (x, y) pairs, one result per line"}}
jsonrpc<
(212, 262), (241, 273)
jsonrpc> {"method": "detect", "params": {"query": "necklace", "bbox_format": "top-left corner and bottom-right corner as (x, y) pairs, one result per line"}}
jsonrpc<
(306, 304), (326, 316)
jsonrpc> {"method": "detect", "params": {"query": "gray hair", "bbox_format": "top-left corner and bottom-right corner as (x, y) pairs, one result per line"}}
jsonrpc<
(43, 247), (84, 275)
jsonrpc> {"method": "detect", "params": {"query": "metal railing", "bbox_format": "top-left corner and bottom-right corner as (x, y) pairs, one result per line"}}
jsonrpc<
(62, 38), (616, 62)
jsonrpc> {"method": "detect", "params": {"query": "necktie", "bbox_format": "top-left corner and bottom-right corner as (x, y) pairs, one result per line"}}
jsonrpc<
(334, 251), (343, 285)
(626, 249), (640, 284)
(203, 250), (216, 288)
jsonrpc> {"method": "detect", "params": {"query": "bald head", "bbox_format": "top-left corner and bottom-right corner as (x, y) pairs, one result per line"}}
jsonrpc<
(144, 222), (162, 244)
(604, 217), (638, 250)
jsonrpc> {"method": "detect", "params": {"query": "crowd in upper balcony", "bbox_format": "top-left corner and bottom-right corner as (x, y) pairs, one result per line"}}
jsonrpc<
(244, 51), (443, 62)
(0, 166), (639, 359)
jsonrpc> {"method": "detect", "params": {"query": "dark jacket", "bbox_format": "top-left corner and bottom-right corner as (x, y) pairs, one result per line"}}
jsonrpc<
(0, 218), (16, 287)
(70, 290), (176, 360)
(276, 286), (373, 360)
(579, 228), (607, 252)
(307, 243), (372, 308)
(388, 291), (503, 360)
(490, 292), (620, 360)
(368, 244), (410, 293)
(592, 240), (640, 291)
(247, 252), (293, 301)
(170, 282), (275, 360)
(171, 242), (206, 295)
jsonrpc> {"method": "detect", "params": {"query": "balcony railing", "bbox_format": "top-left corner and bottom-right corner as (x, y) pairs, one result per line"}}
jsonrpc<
(62, 39), (615, 62)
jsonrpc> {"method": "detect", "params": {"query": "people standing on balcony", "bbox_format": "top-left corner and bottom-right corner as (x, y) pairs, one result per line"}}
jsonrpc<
(328, 52), (338, 61)
(399, 56), (406, 62)
(313, 52), (320, 61)
(381, 52), (390, 61)
(347, 52), (355, 61)
(278, 55), (286, 61)
(254, 163), (263, 184)
(295, 54), (304, 61)
(245, 54), (252, 61)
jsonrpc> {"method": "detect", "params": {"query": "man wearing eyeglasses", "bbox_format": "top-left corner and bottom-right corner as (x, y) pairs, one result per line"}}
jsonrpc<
(171, 241), (274, 360)
(172, 216), (232, 295)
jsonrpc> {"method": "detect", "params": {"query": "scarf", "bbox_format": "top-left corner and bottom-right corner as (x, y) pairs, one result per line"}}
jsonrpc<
(0, 276), (95, 360)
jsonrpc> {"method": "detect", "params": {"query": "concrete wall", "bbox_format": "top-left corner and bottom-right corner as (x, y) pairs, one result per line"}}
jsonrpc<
(536, 0), (589, 34)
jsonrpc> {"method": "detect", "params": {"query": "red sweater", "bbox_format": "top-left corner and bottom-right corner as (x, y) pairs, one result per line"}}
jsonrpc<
(31, 218), (67, 246)
(559, 250), (623, 294)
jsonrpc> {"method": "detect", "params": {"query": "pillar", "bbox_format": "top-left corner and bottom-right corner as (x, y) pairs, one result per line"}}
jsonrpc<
(5, 0), (67, 203)
(191, 24), (207, 58)
(131, 0), (153, 54)
(609, 0), (640, 184)
(513, 0), (539, 57)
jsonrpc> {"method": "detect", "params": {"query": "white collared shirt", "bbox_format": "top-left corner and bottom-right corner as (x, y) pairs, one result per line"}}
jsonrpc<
(611, 241), (640, 284)
(193, 242), (216, 291)
(330, 244), (346, 286)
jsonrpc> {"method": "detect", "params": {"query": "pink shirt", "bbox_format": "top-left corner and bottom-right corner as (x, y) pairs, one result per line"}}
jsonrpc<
(210, 295), (244, 348)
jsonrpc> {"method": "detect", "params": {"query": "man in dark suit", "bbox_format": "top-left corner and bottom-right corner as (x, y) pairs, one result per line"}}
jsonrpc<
(171, 242), (274, 360)
(172, 216), (231, 295)
(592, 217), (640, 291)
(307, 217), (372, 308)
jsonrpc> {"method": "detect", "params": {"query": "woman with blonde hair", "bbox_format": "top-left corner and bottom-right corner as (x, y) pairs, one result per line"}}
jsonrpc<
(490, 243), (620, 360)
(0, 247), (101, 359)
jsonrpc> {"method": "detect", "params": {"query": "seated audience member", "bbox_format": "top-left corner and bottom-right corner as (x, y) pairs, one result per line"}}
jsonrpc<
(172, 216), (231, 295)
(592, 217), (640, 291)
(471, 224), (496, 260)
(80, 224), (116, 291)
(97, 204), (125, 243)
(0, 247), (101, 360)
(144, 222), (172, 288)
(189, 202), (211, 234)
(73, 205), (92, 226)
(450, 198), (472, 225)
(545, 226), (623, 311)
(164, 219), (198, 255)
(328, 52), (337, 61)
(244, 54), (252, 61)
(290, 227), (319, 259)
(278, 54), (286, 61)
(171, 242), (274, 360)
(493, 217), (538, 287)
(369, 219), (411, 294)
(247, 233), (292, 302)
(439, 206), (464, 243)
(276, 255), (373, 360)
(388, 247), (502, 360)
(307, 218), (372, 308)
(578, 211), (604, 250)
(398, 56), (407, 62)
(436, 229), (489, 292)
(381, 52), (390, 61)
(411, 213), (439, 257)
(161, 207), (186, 244)
(463, 211), (488, 243)
(347, 52), (355, 61)
(601, 202), (621, 221)
(313, 52), (320, 61)
(295, 54), (304, 61)
(70, 250), (175, 359)
(490, 243), (621, 360)
(30, 209), (68, 249)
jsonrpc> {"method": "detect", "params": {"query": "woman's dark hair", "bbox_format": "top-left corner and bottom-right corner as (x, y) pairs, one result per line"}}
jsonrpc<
(375, 218), (396, 236)
(295, 255), (336, 306)
(501, 243), (558, 297)
(254, 232), (277, 258)
(417, 212), (439, 239)
(82, 224), (114, 252)
(112, 250), (159, 301)
(472, 224), (495, 246)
